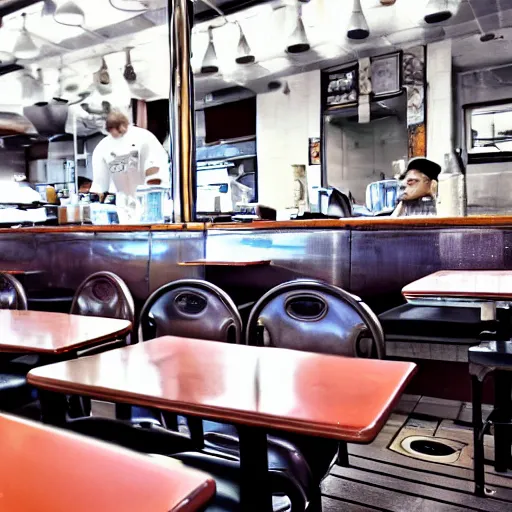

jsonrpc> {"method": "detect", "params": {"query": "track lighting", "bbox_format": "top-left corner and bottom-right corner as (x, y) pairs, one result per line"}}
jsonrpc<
(13, 13), (39, 60)
(54, 1), (85, 27)
(235, 22), (255, 65)
(200, 27), (219, 74)
(286, 6), (310, 54)
(347, 0), (370, 40)
(424, 0), (456, 24)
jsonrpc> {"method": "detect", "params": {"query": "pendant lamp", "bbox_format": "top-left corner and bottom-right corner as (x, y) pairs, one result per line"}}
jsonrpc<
(424, 0), (455, 24)
(13, 13), (39, 60)
(54, 1), (85, 27)
(235, 22), (255, 64)
(200, 27), (219, 74)
(286, 5), (310, 54)
(347, 0), (370, 40)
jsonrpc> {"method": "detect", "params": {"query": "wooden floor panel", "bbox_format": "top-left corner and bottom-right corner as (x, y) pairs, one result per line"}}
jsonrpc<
(321, 395), (512, 512)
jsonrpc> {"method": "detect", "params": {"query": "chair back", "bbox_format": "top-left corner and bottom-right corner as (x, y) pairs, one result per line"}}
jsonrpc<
(0, 273), (28, 310)
(71, 271), (135, 325)
(246, 279), (385, 358)
(138, 279), (242, 344)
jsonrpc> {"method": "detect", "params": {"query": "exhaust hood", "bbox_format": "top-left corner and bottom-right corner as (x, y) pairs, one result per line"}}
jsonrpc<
(23, 103), (69, 137)
(0, 111), (37, 136)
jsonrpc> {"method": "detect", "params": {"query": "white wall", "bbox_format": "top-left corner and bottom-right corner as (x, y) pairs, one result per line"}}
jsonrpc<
(256, 70), (320, 210)
(426, 39), (453, 168)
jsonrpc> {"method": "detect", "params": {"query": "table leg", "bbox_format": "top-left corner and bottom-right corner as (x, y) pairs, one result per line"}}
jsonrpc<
(472, 376), (486, 497)
(494, 371), (512, 472)
(39, 390), (67, 426)
(238, 425), (273, 512)
(337, 441), (349, 467)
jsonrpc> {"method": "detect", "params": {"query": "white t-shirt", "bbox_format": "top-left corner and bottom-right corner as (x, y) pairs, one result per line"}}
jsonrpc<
(91, 125), (170, 198)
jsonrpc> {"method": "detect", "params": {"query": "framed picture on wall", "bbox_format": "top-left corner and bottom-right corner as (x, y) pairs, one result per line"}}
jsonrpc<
(309, 137), (320, 165)
(323, 64), (358, 109)
(371, 52), (401, 98)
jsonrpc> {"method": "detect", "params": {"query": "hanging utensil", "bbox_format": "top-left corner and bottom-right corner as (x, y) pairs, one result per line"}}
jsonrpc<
(123, 47), (137, 83)
(97, 57), (110, 85)
(94, 57), (112, 95)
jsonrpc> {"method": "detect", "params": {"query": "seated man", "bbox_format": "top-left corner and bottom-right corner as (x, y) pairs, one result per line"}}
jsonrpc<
(392, 157), (441, 217)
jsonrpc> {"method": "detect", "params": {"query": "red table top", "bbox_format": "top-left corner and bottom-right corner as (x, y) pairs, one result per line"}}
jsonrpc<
(403, 270), (512, 301)
(0, 413), (215, 512)
(0, 310), (131, 354)
(28, 336), (416, 443)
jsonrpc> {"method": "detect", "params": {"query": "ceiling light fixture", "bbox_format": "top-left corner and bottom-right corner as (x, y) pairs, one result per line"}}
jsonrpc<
(347, 0), (370, 40)
(13, 13), (39, 60)
(54, 1), (85, 27)
(42, 0), (57, 17)
(0, 51), (15, 65)
(286, 5), (310, 54)
(108, 0), (149, 12)
(235, 22), (255, 64)
(424, 0), (455, 24)
(200, 27), (219, 74)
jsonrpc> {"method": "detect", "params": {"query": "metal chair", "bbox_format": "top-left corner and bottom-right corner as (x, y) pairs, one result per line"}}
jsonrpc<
(136, 279), (242, 432)
(138, 279), (315, 510)
(70, 271), (135, 356)
(246, 279), (385, 358)
(69, 272), (135, 417)
(0, 273), (34, 413)
(205, 279), (386, 486)
(0, 273), (28, 310)
(469, 339), (512, 496)
(138, 278), (242, 344)
(71, 271), (135, 340)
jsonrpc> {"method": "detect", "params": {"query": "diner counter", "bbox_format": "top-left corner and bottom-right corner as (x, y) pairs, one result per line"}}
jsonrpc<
(1, 215), (512, 313)
(0, 214), (512, 233)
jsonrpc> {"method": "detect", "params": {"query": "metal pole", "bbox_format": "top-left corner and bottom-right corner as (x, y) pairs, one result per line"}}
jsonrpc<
(168, 0), (196, 223)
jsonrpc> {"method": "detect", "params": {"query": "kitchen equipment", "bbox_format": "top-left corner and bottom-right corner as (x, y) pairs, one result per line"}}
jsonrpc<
(136, 185), (168, 224)
(366, 179), (399, 214)
(90, 203), (118, 225)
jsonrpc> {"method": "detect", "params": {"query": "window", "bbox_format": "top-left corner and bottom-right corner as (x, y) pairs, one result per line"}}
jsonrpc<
(466, 102), (512, 161)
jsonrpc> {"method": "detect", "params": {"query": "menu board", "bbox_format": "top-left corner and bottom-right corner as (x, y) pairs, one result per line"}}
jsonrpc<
(323, 64), (358, 110)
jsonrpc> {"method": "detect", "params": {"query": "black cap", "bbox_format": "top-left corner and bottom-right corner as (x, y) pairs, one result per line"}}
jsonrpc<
(400, 157), (441, 181)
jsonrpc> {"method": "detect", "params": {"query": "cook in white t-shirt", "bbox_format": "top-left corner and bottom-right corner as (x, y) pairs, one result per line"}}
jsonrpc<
(91, 111), (170, 200)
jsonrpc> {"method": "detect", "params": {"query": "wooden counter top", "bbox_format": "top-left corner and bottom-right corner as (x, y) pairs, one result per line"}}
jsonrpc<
(1, 215), (512, 234)
(207, 215), (512, 231)
(0, 222), (205, 234)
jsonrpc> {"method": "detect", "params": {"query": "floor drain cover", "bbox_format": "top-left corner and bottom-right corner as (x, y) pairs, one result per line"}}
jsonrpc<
(409, 439), (457, 457)
(397, 435), (464, 464)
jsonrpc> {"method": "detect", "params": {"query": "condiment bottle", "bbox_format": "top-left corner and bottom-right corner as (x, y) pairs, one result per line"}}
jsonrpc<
(46, 185), (57, 204)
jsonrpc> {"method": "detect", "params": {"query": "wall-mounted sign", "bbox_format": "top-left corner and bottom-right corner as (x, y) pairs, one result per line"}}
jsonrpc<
(322, 64), (358, 110)
(371, 52), (401, 98)
(309, 137), (320, 165)
(403, 46), (426, 158)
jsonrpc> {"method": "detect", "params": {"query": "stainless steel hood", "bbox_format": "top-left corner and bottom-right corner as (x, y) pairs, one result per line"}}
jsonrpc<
(23, 103), (69, 137)
(0, 111), (37, 136)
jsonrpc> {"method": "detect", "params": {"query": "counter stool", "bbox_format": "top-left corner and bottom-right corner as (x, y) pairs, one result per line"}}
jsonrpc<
(469, 339), (512, 496)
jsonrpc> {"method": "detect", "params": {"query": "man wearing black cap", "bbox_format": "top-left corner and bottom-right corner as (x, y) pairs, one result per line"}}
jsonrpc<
(392, 157), (441, 217)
